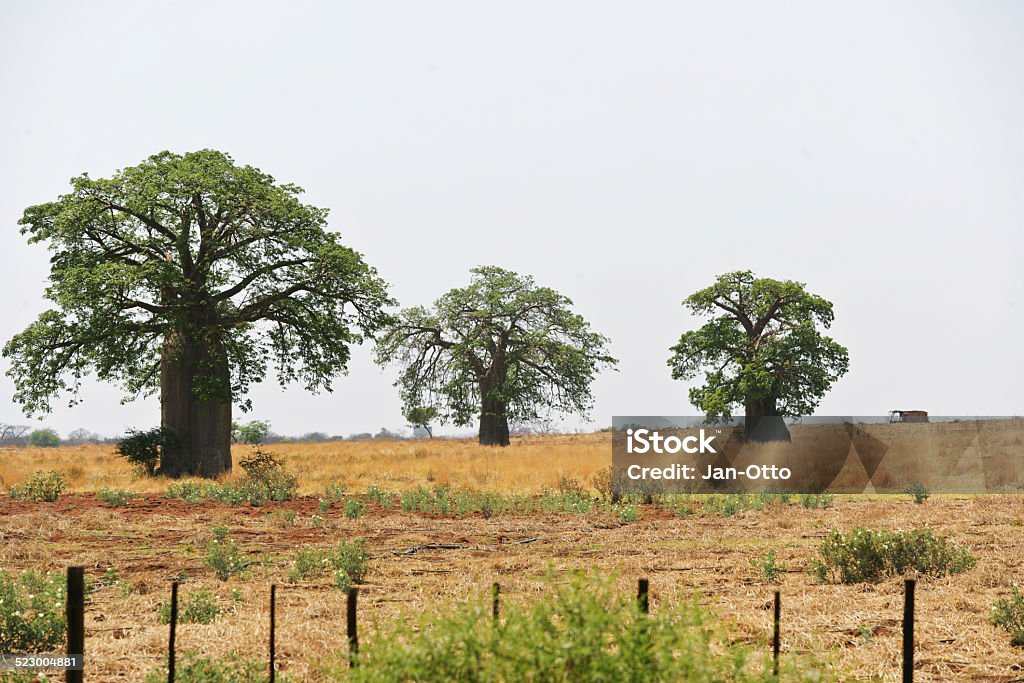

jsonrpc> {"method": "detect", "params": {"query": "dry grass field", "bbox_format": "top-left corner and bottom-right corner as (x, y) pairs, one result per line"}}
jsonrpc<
(1, 432), (1023, 681)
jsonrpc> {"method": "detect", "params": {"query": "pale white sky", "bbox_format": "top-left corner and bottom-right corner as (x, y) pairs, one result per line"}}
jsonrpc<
(1, 1), (1021, 438)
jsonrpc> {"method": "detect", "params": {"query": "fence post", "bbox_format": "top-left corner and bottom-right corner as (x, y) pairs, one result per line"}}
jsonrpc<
(269, 584), (276, 683)
(347, 587), (359, 668)
(637, 578), (649, 614)
(168, 582), (178, 683)
(772, 590), (781, 677)
(66, 567), (84, 683)
(492, 582), (500, 622)
(903, 579), (915, 683)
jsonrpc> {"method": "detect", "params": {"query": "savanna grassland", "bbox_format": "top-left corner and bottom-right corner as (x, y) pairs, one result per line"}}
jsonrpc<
(1, 432), (1023, 681)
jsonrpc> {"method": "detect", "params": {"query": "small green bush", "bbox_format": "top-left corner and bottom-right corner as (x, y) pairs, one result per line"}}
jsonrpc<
(0, 570), (66, 652)
(615, 502), (639, 523)
(366, 484), (394, 509)
(9, 470), (67, 502)
(204, 525), (248, 581)
(117, 427), (176, 476)
(325, 482), (346, 502)
(991, 584), (1024, 646)
(799, 493), (835, 509)
(28, 428), (61, 448)
(166, 481), (207, 504)
(904, 482), (930, 504)
(344, 499), (366, 519)
(144, 652), (282, 683)
(751, 550), (786, 583)
(97, 488), (137, 507)
(158, 587), (221, 625)
(328, 572), (829, 681)
(238, 447), (297, 502)
(811, 527), (976, 584)
(288, 540), (369, 587)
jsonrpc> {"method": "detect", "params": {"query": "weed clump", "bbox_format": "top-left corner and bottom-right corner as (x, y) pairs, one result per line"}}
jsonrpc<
(329, 572), (829, 681)
(8, 470), (66, 502)
(0, 570), (66, 651)
(991, 584), (1024, 646)
(811, 527), (975, 584)
(158, 587), (221, 625)
(204, 524), (249, 581)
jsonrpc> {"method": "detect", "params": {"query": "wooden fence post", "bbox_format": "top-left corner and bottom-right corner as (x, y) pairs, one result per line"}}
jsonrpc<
(903, 579), (915, 683)
(772, 590), (781, 677)
(347, 587), (359, 668)
(269, 584), (277, 683)
(167, 582), (178, 683)
(492, 582), (500, 621)
(66, 567), (84, 683)
(637, 578), (649, 614)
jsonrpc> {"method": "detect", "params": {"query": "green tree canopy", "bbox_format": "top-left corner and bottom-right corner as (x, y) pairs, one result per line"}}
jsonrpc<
(27, 428), (61, 448)
(376, 266), (616, 446)
(668, 271), (849, 437)
(4, 150), (393, 476)
(403, 406), (438, 439)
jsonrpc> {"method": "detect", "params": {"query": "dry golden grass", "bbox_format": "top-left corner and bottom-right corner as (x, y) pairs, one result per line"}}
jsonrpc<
(0, 433), (611, 496)
(1, 434), (1024, 681)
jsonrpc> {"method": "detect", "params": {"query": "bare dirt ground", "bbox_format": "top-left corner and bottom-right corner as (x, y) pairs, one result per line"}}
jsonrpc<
(1, 492), (1023, 682)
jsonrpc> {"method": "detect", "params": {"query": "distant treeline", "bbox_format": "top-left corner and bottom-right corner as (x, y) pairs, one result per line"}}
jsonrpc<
(0, 422), (572, 448)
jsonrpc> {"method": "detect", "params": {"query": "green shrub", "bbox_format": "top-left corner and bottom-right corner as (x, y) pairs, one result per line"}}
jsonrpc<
(27, 428), (61, 448)
(117, 427), (176, 476)
(799, 493), (835, 509)
(0, 570), (66, 652)
(238, 447), (297, 502)
(204, 525), (248, 581)
(166, 481), (208, 504)
(325, 482), (346, 502)
(97, 488), (137, 507)
(329, 573), (829, 681)
(232, 419), (271, 445)
(366, 484), (394, 509)
(811, 527), (976, 584)
(144, 652), (282, 683)
(344, 499), (366, 519)
(401, 485), (452, 515)
(615, 502), (639, 523)
(751, 550), (786, 583)
(158, 587), (221, 625)
(9, 470), (67, 502)
(904, 482), (930, 504)
(991, 584), (1024, 646)
(288, 540), (369, 587)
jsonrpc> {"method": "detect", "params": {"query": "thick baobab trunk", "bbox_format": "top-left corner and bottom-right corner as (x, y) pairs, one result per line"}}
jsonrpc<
(744, 397), (791, 443)
(159, 329), (233, 478)
(478, 383), (510, 447)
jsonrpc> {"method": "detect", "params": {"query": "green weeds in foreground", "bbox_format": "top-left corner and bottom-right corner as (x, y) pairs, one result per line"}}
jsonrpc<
(323, 573), (831, 681)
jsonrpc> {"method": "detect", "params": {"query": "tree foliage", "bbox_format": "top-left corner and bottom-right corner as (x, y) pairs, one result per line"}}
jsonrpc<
(668, 270), (849, 420)
(376, 266), (616, 445)
(3, 150), (394, 417)
(404, 406), (438, 438)
(27, 428), (61, 448)
(233, 420), (272, 445)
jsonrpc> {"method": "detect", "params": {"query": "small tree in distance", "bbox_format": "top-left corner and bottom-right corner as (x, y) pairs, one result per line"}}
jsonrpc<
(232, 420), (271, 445)
(377, 266), (616, 446)
(27, 428), (61, 448)
(404, 406), (438, 438)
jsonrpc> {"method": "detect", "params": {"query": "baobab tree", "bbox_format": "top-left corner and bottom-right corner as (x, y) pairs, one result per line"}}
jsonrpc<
(668, 270), (849, 441)
(4, 150), (393, 476)
(377, 266), (616, 446)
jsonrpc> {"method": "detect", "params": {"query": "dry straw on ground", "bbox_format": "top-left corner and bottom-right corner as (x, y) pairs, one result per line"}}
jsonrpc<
(0, 433), (1023, 681)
